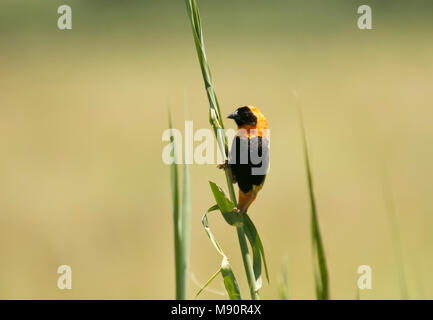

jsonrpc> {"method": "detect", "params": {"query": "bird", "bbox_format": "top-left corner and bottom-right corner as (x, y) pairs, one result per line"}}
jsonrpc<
(223, 105), (270, 213)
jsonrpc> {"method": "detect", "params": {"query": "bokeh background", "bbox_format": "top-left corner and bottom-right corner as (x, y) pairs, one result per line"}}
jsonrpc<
(1, 0), (432, 299)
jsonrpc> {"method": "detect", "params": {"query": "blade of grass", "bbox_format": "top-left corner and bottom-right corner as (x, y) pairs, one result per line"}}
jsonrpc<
(202, 205), (225, 256)
(200, 205), (242, 300)
(209, 181), (242, 226)
(236, 225), (259, 299)
(208, 181), (266, 299)
(169, 111), (192, 300)
(243, 213), (270, 287)
(169, 111), (182, 299)
(180, 162), (191, 299)
(298, 107), (329, 300)
(185, 0), (259, 299)
(221, 257), (242, 300)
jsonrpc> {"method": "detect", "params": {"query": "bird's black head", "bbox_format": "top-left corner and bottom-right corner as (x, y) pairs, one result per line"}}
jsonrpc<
(227, 106), (257, 127)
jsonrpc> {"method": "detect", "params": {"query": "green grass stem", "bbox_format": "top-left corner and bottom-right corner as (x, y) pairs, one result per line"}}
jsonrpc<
(169, 111), (191, 300)
(298, 107), (329, 300)
(185, 0), (259, 299)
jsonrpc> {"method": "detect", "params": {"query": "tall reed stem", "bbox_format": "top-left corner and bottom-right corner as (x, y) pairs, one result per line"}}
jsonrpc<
(185, 0), (259, 299)
(169, 112), (191, 300)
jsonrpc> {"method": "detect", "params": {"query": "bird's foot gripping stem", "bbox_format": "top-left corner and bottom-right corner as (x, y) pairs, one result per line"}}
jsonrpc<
(217, 160), (229, 170)
(232, 207), (243, 214)
(233, 206), (249, 215)
(217, 160), (237, 184)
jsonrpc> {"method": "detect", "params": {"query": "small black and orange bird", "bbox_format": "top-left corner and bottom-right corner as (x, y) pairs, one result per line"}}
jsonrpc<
(225, 106), (269, 213)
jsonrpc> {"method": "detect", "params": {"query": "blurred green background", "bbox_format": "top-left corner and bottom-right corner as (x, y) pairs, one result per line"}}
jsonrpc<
(1, 0), (432, 299)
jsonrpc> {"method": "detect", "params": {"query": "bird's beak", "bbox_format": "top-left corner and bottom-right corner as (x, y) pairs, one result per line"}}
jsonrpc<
(227, 110), (238, 120)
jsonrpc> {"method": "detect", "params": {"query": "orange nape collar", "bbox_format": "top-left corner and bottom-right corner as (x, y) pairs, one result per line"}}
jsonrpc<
(237, 106), (268, 138)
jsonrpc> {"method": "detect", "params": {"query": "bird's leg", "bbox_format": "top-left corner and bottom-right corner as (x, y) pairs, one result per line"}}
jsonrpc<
(217, 160), (237, 184)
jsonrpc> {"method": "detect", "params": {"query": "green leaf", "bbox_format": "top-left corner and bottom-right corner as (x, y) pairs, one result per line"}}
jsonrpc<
(221, 257), (242, 300)
(201, 205), (242, 300)
(202, 205), (225, 256)
(208, 181), (233, 212)
(208, 181), (242, 226)
(298, 107), (329, 300)
(243, 213), (270, 289)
